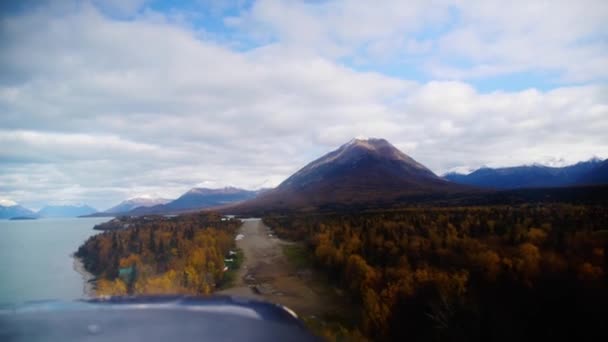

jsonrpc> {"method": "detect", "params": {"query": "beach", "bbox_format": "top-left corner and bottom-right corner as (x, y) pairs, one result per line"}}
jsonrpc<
(72, 255), (96, 298)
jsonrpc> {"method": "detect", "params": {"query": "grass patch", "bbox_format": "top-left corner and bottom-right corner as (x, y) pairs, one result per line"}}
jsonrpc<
(217, 248), (244, 290)
(282, 244), (313, 270)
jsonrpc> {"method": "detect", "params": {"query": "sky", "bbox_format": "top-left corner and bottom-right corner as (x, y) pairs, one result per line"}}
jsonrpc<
(1, 0), (607, 210)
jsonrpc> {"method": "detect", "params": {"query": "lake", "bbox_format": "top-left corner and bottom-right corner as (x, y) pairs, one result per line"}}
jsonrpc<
(0, 217), (109, 303)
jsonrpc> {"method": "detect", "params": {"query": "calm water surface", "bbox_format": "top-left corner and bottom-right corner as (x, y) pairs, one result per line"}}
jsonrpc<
(0, 217), (109, 303)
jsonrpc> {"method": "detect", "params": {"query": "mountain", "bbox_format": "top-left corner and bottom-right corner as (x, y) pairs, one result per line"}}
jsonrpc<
(0, 204), (36, 219)
(580, 159), (608, 185)
(104, 197), (171, 214)
(37, 204), (97, 218)
(128, 187), (259, 214)
(231, 138), (470, 212)
(444, 158), (607, 189)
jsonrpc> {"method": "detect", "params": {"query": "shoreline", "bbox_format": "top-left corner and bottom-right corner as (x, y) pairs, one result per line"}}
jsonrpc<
(72, 255), (96, 298)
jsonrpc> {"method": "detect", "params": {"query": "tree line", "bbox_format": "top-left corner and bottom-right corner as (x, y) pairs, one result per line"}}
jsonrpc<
(264, 204), (608, 341)
(76, 213), (239, 295)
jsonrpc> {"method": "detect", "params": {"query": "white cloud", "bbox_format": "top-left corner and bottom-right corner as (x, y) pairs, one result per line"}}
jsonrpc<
(0, 2), (607, 209)
(0, 198), (17, 207)
(399, 82), (608, 172)
(232, 0), (608, 82)
(431, 0), (608, 81)
(92, 0), (148, 17)
(233, 0), (448, 59)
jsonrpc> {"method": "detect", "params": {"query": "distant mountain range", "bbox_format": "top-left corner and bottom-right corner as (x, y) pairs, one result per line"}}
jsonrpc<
(127, 187), (259, 215)
(104, 197), (172, 214)
(444, 158), (608, 189)
(0, 203), (98, 219)
(232, 138), (471, 213)
(0, 204), (36, 219)
(37, 205), (97, 217)
(4, 138), (607, 218)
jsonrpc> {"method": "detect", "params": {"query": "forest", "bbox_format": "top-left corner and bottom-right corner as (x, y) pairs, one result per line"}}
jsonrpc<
(76, 213), (240, 295)
(264, 204), (608, 341)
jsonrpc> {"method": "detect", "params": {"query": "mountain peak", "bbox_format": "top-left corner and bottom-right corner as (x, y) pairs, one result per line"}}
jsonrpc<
(346, 136), (386, 147)
(289, 138), (432, 185)
(343, 137), (406, 157)
(347, 138), (426, 165)
(346, 136), (384, 146)
(105, 197), (171, 214)
(233, 138), (468, 212)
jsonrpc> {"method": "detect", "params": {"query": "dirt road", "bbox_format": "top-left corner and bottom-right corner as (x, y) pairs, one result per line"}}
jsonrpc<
(217, 218), (334, 317)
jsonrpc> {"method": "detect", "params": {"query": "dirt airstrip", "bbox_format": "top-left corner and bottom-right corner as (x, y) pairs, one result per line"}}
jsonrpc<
(218, 218), (341, 318)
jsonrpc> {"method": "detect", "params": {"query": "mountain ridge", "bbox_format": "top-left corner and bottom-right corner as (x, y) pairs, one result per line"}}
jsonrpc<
(104, 197), (171, 214)
(444, 158), (607, 189)
(126, 187), (260, 215)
